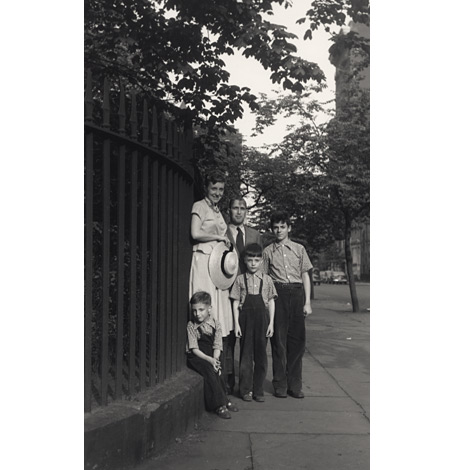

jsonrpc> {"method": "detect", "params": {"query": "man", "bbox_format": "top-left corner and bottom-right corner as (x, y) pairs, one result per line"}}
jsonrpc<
(224, 197), (262, 394)
(227, 197), (262, 274)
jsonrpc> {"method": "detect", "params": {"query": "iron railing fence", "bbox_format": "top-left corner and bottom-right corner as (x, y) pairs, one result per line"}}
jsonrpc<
(85, 70), (194, 412)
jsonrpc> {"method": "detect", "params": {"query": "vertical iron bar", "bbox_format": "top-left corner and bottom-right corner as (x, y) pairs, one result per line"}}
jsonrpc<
(115, 83), (127, 400)
(140, 157), (149, 390)
(183, 180), (192, 365)
(165, 168), (173, 378)
(84, 129), (94, 412)
(148, 160), (159, 386)
(101, 148), (110, 405)
(178, 174), (187, 372)
(100, 79), (111, 406)
(158, 163), (167, 382)
(115, 143), (126, 400)
(172, 171), (179, 373)
(128, 152), (138, 394)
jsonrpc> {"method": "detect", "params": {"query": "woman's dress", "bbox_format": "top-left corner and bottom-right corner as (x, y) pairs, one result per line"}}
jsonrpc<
(189, 199), (233, 337)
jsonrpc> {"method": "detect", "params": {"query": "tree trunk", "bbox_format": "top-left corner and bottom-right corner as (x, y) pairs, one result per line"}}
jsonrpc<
(344, 216), (360, 312)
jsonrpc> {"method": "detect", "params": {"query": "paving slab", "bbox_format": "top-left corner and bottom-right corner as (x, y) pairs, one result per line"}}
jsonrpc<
(208, 410), (369, 435)
(142, 430), (252, 470)
(302, 371), (348, 397)
(227, 396), (362, 413)
(251, 433), (370, 470)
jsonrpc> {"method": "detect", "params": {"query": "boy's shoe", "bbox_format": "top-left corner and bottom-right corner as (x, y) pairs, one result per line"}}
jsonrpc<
(216, 406), (231, 419)
(287, 389), (305, 399)
(226, 401), (239, 412)
(253, 395), (265, 402)
(274, 389), (287, 398)
(242, 392), (253, 402)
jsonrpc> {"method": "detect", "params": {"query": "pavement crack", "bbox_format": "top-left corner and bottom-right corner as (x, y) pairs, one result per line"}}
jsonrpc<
(248, 433), (254, 470)
(306, 349), (369, 422)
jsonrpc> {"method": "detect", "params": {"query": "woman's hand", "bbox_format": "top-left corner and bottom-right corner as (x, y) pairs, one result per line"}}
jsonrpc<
(220, 235), (231, 248)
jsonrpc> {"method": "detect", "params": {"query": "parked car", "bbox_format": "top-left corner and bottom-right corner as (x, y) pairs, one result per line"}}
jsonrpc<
(319, 271), (331, 283)
(332, 273), (348, 284)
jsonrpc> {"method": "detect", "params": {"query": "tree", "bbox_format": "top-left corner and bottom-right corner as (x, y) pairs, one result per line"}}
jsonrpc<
(85, 0), (327, 131)
(298, 0), (370, 37)
(322, 86), (369, 311)
(244, 82), (369, 312)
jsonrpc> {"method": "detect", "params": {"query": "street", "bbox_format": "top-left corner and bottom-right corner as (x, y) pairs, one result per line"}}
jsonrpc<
(314, 283), (370, 312)
(137, 285), (370, 470)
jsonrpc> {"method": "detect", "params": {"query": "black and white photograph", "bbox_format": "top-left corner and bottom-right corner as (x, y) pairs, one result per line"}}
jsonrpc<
(83, 1), (370, 469)
(5, 1), (455, 470)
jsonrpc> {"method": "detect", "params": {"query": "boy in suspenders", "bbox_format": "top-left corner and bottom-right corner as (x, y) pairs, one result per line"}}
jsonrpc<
(230, 243), (277, 402)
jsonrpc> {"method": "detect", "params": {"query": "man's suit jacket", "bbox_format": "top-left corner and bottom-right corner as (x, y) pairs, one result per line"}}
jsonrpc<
(227, 224), (262, 275)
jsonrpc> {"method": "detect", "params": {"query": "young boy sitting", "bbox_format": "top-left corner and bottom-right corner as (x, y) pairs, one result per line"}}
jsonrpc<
(262, 211), (313, 399)
(186, 291), (239, 419)
(230, 243), (277, 402)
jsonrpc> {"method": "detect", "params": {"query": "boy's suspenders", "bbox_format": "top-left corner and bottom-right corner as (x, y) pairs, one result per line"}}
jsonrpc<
(244, 273), (263, 297)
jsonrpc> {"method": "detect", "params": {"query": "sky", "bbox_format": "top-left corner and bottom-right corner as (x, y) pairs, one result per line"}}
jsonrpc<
(222, 0), (336, 148)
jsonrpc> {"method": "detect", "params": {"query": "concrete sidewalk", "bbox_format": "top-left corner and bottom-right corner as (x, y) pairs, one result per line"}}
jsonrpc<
(137, 299), (370, 470)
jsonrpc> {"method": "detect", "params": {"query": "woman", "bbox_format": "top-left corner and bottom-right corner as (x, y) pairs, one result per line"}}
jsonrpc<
(189, 171), (232, 333)
(189, 171), (235, 390)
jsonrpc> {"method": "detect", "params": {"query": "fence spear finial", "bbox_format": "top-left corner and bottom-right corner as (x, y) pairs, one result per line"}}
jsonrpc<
(130, 91), (137, 140)
(102, 77), (110, 129)
(85, 69), (94, 122)
(141, 99), (150, 145)
(118, 83), (126, 135)
(152, 106), (159, 149)
(160, 115), (167, 153)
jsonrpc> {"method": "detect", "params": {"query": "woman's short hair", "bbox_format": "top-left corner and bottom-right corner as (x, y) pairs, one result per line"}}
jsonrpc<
(190, 291), (212, 306)
(204, 170), (226, 188)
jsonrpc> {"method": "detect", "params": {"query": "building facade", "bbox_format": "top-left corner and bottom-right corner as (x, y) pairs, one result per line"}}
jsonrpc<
(328, 21), (370, 282)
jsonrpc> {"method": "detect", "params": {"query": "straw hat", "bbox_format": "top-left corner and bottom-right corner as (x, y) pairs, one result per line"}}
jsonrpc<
(208, 242), (239, 290)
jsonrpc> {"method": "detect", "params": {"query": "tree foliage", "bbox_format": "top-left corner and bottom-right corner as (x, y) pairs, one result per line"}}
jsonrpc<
(241, 82), (369, 266)
(297, 0), (370, 38)
(85, 0), (327, 130)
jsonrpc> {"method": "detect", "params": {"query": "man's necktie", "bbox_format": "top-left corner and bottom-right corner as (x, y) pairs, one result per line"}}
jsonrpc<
(236, 227), (245, 255)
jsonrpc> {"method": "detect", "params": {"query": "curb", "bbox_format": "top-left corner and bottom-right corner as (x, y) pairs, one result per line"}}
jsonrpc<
(84, 369), (204, 470)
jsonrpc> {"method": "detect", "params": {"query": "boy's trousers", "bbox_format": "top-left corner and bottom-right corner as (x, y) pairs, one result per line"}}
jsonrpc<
(221, 331), (236, 393)
(270, 283), (306, 394)
(187, 332), (227, 411)
(238, 278), (268, 398)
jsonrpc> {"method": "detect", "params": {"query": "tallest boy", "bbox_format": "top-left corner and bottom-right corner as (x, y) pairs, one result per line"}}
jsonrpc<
(262, 211), (313, 399)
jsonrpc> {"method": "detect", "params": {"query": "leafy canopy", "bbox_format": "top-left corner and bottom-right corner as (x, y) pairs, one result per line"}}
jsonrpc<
(85, 0), (328, 129)
(241, 81), (369, 253)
